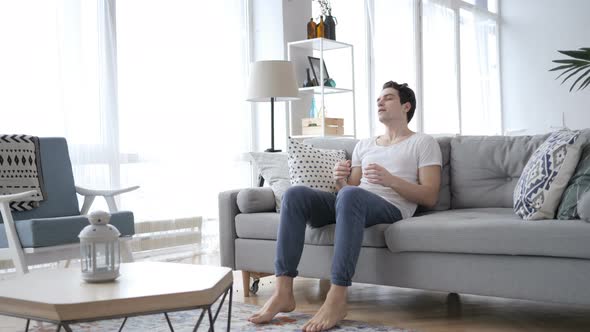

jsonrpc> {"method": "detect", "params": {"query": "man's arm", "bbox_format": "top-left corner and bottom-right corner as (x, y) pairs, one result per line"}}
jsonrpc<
(336, 166), (361, 191)
(333, 161), (362, 191)
(364, 164), (441, 207)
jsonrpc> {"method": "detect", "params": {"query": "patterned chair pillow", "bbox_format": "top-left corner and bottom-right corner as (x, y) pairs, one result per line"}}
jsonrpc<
(513, 130), (583, 220)
(556, 143), (590, 219)
(287, 138), (346, 193)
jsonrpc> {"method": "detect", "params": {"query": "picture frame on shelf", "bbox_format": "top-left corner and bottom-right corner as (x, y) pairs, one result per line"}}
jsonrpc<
(308, 56), (330, 84)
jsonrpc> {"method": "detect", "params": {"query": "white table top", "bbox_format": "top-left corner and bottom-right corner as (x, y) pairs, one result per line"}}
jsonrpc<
(0, 262), (233, 322)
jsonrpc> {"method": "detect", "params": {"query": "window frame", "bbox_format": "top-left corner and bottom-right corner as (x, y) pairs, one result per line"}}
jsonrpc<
(362, 0), (502, 136)
(415, 0), (502, 135)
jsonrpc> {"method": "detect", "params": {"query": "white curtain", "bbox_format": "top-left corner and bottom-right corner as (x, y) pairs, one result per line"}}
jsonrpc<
(459, 8), (502, 135)
(115, 0), (251, 222)
(0, 0), (251, 222)
(422, 0), (460, 135)
(371, 0), (418, 133)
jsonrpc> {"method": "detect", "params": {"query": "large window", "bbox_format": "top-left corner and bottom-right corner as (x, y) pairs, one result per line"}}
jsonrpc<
(0, 0), (252, 222)
(115, 0), (252, 221)
(313, 0), (502, 136)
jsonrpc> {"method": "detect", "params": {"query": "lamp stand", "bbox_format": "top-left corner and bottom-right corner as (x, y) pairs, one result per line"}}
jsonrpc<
(265, 97), (281, 153)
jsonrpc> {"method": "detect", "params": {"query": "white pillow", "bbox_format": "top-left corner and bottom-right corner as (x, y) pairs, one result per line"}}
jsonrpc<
(287, 138), (346, 193)
(513, 130), (583, 220)
(249, 152), (290, 211)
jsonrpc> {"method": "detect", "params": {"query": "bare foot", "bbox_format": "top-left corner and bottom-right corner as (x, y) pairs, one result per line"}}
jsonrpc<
(302, 285), (348, 331)
(248, 292), (296, 324)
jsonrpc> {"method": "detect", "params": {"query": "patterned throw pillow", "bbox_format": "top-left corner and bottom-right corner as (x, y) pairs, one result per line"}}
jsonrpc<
(249, 152), (291, 212)
(513, 130), (583, 220)
(287, 138), (346, 193)
(556, 143), (590, 219)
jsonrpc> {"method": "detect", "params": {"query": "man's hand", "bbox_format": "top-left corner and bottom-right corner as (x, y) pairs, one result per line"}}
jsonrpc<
(333, 160), (351, 186)
(364, 163), (396, 187)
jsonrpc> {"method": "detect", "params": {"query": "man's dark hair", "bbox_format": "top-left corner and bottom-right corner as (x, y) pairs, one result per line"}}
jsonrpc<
(382, 81), (416, 124)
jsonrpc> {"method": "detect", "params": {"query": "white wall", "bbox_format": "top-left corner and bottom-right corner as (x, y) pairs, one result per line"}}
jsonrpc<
(501, 0), (590, 135)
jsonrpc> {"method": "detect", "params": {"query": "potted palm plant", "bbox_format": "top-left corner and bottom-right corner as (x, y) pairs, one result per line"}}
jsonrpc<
(550, 47), (590, 91)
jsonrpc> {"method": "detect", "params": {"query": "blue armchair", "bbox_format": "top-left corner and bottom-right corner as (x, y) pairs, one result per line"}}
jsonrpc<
(0, 137), (138, 274)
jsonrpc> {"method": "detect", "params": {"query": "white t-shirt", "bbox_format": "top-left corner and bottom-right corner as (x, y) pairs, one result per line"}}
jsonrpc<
(351, 133), (442, 219)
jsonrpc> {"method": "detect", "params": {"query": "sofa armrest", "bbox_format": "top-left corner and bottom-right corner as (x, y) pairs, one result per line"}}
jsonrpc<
(219, 189), (244, 269)
(219, 187), (277, 269)
(236, 187), (275, 213)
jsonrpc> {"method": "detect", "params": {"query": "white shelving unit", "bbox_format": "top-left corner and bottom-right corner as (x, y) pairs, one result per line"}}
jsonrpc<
(287, 38), (356, 138)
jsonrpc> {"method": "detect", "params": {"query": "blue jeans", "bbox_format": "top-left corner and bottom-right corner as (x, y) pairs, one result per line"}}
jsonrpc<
(275, 185), (403, 287)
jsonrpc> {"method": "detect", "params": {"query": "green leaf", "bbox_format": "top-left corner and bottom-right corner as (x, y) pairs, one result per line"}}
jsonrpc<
(570, 68), (590, 91)
(549, 64), (574, 72)
(558, 49), (590, 61)
(580, 76), (590, 90)
(556, 65), (586, 80)
(560, 64), (590, 84)
(551, 47), (590, 91)
(552, 59), (589, 65)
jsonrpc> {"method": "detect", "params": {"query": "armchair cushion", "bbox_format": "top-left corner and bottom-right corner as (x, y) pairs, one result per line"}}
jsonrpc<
(236, 187), (276, 213)
(0, 211), (134, 248)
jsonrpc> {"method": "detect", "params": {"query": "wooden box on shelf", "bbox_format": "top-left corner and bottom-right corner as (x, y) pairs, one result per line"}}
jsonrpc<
(301, 117), (344, 136)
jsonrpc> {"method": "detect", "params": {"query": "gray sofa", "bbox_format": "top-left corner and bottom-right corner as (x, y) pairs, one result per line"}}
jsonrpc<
(219, 133), (590, 306)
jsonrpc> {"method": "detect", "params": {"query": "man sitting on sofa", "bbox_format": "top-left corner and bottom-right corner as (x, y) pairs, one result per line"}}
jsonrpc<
(248, 81), (443, 332)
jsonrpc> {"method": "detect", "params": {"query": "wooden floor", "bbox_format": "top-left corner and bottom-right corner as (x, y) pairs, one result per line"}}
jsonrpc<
(1, 253), (590, 331)
(241, 274), (590, 332)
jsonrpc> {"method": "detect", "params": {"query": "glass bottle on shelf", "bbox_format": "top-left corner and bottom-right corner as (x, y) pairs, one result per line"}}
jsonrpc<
(307, 18), (317, 39)
(324, 15), (336, 40)
(316, 16), (325, 38)
(309, 96), (317, 118)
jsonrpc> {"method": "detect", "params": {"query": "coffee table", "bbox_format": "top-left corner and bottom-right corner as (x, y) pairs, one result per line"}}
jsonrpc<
(0, 262), (233, 331)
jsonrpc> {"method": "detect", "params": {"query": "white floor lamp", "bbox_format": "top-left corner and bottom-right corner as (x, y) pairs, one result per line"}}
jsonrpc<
(246, 60), (299, 152)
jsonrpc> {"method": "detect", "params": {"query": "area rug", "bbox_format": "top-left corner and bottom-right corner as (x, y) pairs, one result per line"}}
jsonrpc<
(26, 300), (416, 331)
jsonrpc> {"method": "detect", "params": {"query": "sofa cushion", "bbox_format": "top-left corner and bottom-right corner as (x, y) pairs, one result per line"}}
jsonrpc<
(513, 130), (583, 220)
(0, 211), (135, 248)
(416, 136), (452, 212)
(451, 135), (548, 209)
(384, 208), (590, 259)
(557, 130), (590, 219)
(577, 191), (590, 222)
(234, 212), (390, 247)
(303, 137), (359, 160)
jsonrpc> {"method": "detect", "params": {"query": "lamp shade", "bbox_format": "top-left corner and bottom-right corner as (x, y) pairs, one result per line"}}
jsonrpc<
(246, 60), (299, 102)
